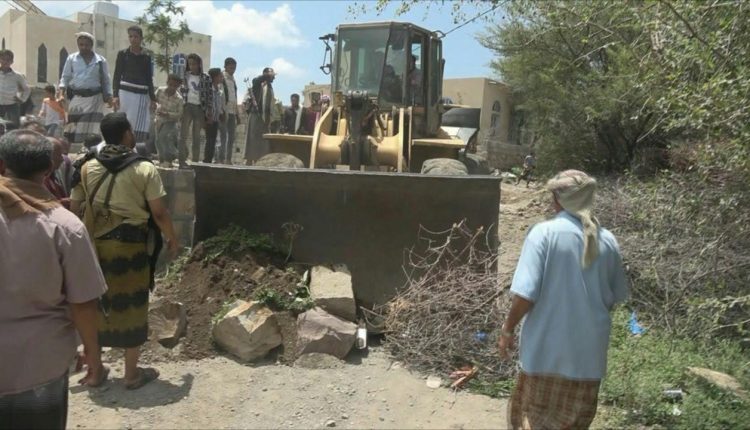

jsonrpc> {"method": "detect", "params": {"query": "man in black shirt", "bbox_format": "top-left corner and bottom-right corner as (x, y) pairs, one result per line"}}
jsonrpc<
(111, 25), (156, 145)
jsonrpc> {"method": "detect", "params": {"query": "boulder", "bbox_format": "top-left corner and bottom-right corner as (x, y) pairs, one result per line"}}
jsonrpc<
(420, 158), (469, 176)
(212, 300), (282, 362)
(255, 153), (305, 168)
(687, 367), (748, 399)
(297, 307), (356, 359)
(309, 265), (357, 322)
(148, 301), (187, 348)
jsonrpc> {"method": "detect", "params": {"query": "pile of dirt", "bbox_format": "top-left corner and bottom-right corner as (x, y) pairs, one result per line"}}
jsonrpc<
(151, 239), (303, 362)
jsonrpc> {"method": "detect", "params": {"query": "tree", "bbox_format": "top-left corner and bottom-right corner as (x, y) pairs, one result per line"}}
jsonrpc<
(349, 0), (502, 24)
(135, 0), (191, 74)
(364, 0), (750, 173)
(477, 0), (750, 172)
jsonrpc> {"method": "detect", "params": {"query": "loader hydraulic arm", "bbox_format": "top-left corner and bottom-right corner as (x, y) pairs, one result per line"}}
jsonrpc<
(341, 91), (378, 170)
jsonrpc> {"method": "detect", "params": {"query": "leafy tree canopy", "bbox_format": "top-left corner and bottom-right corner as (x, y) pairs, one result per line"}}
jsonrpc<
(135, 0), (191, 74)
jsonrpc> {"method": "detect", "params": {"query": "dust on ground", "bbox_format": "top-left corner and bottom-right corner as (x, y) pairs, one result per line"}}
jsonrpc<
(68, 349), (509, 430)
(69, 181), (549, 429)
(497, 181), (549, 286)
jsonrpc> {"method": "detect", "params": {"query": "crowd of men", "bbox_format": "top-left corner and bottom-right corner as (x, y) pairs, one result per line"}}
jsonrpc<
(0, 24), (630, 430)
(0, 27), (322, 170)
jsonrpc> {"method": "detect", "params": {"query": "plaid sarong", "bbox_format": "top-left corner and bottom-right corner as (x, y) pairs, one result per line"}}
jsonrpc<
(508, 372), (601, 430)
(66, 94), (104, 143)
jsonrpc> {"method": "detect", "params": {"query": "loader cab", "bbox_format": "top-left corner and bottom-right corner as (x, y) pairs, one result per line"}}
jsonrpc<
(333, 22), (444, 138)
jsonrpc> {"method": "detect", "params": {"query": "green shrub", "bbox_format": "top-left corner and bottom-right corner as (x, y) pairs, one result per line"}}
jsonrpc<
(201, 224), (281, 262)
(253, 285), (314, 313)
(601, 309), (750, 429)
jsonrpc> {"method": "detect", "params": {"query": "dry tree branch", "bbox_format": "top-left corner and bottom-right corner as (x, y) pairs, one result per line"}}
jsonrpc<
(383, 221), (514, 380)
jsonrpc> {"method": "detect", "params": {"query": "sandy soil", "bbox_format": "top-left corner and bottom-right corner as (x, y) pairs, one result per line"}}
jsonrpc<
(67, 349), (508, 429)
(67, 181), (549, 429)
(497, 181), (549, 286)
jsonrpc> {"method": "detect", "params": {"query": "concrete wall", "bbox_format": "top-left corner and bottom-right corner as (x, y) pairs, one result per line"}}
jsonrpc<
(0, 9), (211, 89)
(0, 10), (28, 77)
(487, 142), (528, 171)
(158, 168), (195, 250)
(22, 13), (79, 87)
(443, 78), (486, 110)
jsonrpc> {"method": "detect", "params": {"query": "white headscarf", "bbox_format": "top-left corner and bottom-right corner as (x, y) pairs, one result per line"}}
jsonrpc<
(546, 169), (599, 268)
(75, 32), (95, 43)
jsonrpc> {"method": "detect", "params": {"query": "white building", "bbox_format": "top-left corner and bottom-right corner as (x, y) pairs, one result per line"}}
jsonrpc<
(0, 1), (212, 90)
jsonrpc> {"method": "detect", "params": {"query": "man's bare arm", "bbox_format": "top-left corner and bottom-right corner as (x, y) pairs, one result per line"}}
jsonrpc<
(147, 197), (179, 255)
(502, 294), (534, 334)
(498, 294), (534, 360)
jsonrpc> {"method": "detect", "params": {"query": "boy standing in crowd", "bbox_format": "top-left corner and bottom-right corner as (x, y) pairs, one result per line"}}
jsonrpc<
(219, 57), (239, 164)
(178, 53), (212, 169)
(38, 85), (67, 138)
(154, 74), (184, 167)
(204, 68), (225, 164)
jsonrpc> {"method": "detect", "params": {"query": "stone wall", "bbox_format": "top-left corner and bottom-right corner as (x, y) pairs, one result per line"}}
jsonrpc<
(157, 167), (195, 266)
(485, 139), (529, 171)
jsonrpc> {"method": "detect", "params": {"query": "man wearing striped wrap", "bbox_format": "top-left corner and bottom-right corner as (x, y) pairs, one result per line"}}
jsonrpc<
(499, 170), (629, 429)
(70, 113), (179, 390)
(112, 25), (156, 146)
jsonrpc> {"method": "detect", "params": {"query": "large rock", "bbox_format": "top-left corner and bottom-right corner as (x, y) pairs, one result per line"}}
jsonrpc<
(297, 307), (356, 359)
(148, 300), (187, 348)
(309, 265), (356, 322)
(212, 300), (282, 362)
(687, 367), (748, 399)
(421, 158), (469, 176)
(255, 153), (305, 168)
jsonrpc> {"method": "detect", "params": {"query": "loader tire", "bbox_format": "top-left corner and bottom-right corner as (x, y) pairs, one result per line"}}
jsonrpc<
(461, 153), (491, 175)
(420, 158), (469, 176)
(255, 153), (305, 168)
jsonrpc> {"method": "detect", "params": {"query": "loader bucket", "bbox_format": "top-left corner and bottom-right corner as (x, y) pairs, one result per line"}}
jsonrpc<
(193, 165), (500, 306)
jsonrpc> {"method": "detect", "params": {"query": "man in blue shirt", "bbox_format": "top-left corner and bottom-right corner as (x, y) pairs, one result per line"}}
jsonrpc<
(499, 169), (629, 429)
(58, 32), (112, 144)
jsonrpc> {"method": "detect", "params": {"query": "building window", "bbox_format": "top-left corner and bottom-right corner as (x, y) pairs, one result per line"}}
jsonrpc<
(59, 47), (68, 80)
(1, 38), (5, 50)
(37, 44), (47, 83)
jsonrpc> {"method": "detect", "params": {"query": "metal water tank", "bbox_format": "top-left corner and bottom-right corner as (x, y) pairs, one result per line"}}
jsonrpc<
(92, 0), (119, 18)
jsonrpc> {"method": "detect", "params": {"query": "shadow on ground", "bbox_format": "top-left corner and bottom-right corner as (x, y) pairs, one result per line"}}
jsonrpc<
(75, 373), (195, 410)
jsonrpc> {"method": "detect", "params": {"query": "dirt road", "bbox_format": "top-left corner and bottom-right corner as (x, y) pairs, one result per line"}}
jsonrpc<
(67, 182), (547, 429)
(67, 349), (508, 429)
(497, 181), (548, 286)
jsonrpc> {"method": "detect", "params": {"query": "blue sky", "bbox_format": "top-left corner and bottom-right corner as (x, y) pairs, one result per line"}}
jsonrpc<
(1, 1), (500, 101)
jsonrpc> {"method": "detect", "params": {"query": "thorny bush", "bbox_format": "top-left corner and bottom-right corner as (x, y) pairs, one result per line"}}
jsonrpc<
(597, 140), (750, 339)
(382, 221), (515, 380)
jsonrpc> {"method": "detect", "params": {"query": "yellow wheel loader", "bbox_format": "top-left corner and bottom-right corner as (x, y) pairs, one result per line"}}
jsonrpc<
(192, 22), (500, 306)
(263, 22), (488, 174)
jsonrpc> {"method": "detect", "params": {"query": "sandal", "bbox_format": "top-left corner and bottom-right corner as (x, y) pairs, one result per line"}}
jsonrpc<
(79, 365), (109, 387)
(125, 367), (159, 390)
